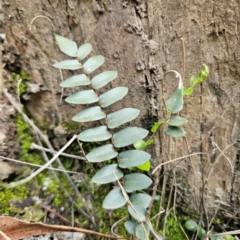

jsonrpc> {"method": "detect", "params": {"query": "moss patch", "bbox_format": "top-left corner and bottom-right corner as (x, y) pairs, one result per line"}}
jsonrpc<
(10, 70), (31, 95)
(0, 185), (29, 215)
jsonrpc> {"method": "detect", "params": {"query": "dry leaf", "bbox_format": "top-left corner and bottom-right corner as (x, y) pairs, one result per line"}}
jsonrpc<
(0, 216), (122, 240)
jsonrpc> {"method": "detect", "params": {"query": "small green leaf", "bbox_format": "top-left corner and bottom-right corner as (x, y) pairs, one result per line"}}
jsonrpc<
(183, 86), (193, 96)
(65, 90), (98, 104)
(130, 193), (152, 209)
(72, 106), (105, 122)
(60, 74), (90, 88)
(91, 164), (123, 184)
(151, 120), (165, 133)
(78, 126), (112, 142)
(99, 87), (128, 108)
(113, 127), (149, 148)
(198, 64), (209, 81)
(225, 235), (235, 240)
(107, 108), (140, 129)
(166, 88), (183, 114)
(86, 144), (118, 162)
(168, 116), (187, 127)
(77, 43), (92, 60)
(137, 160), (151, 171)
(53, 60), (82, 70)
(209, 233), (223, 240)
(154, 195), (161, 201)
(135, 222), (149, 240)
(83, 55), (105, 74)
(92, 71), (118, 89)
(102, 187), (127, 209)
(128, 205), (146, 222)
(55, 35), (77, 57)
(166, 126), (185, 138)
(133, 140), (153, 151)
(185, 219), (198, 231)
(119, 150), (151, 168)
(124, 173), (152, 193)
(190, 75), (197, 86)
(124, 220), (138, 235)
(197, 227), (206, 239)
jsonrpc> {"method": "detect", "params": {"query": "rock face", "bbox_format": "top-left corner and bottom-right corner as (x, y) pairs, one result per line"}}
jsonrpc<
(1, 0), (240, 228)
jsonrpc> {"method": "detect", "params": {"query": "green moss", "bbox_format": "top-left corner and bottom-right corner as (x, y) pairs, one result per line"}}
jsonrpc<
(16, 113), (43, 165)
(0, 185), (29, 215)
(158, 212), (186, 240)
(11, 70), (31, 95)
(0, 113), (70, 215)
(62, 121), (80, 134)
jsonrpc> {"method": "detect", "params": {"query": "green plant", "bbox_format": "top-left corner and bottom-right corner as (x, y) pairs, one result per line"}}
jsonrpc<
(135, 65), (209, 151)
(53, 35), (210, 239)
(54, 35), (154, 239)
(185, 219), (235, 240)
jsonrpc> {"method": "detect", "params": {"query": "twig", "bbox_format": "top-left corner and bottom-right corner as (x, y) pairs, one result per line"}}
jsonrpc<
(111, 217), (127, 237)
(152, 152), (205, 174)
(77, 138), (90, 164)
(200, 165), (209, 232)
(163, 70), (183, 89)
(214, 230), (240, 236)
(147, 221), (163, 240)
(0, 135), (77, 188)
(209, 198), (221, 227)
(148, 168), (161, 217)
(149, 208), (165, 221)
(184, 136), (198, 206)
(162, 170), (174, 238)
(179, 223), (190, 240)
(181, 38), (185, 81)
(0, 231), (11, 240)
(41, 204), (71, 224)
(148, 128), (167, 216)
(173, 170), (178, 221)
(156, 164), (168, 228)
(31, 143), (86, 161)
(0, 155), (79, 174)
(206, 141), (235, 179)
(113, 173), (150, 240)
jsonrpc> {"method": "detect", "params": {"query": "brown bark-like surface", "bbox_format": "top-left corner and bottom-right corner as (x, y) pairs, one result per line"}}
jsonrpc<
(1, 0), (240, 230)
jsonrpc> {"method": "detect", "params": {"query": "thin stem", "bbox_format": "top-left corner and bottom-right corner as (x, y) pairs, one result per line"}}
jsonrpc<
(0, 135), (77, 188)
(152, 152), (205, 174)
(41, 204), (71, 224)
(31, 143), (86, 161)
(206, 141), (235, 179)
(163, 70), (183, 89)
(181, 38), (185, 81)
(30, 15), (55, 32)
(0, 230), (11, 240)
(0, 155), (79, 174)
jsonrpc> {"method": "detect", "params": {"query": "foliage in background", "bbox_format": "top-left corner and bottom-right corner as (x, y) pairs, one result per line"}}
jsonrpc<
(185, 219), (235, 240)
